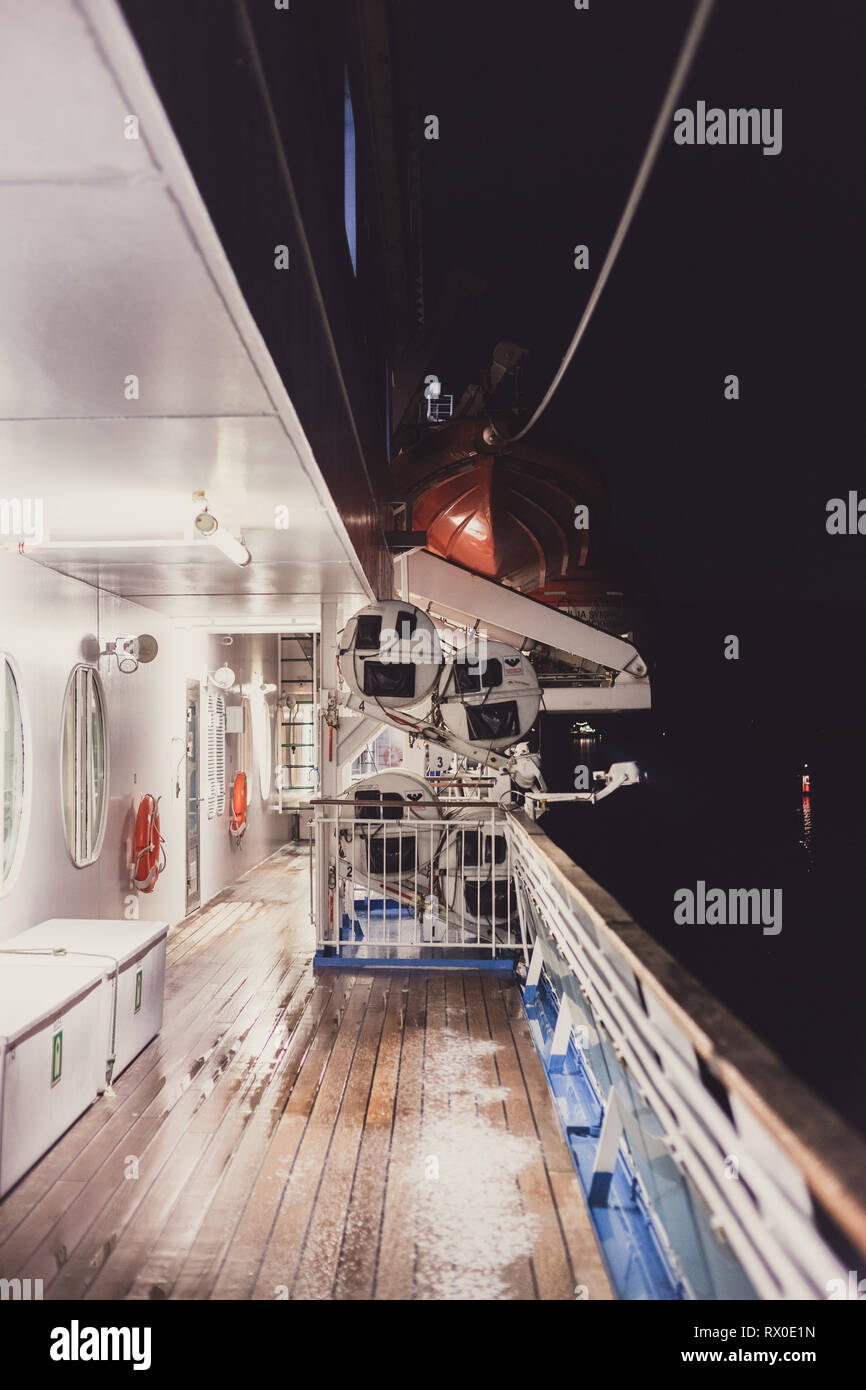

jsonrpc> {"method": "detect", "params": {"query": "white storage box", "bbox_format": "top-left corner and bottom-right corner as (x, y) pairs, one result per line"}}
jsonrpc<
(0, 962), (106, 1197)
(1, 919), (169, 1086)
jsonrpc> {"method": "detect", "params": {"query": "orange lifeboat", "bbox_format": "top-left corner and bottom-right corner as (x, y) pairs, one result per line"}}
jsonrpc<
(394, 418), (612, 594)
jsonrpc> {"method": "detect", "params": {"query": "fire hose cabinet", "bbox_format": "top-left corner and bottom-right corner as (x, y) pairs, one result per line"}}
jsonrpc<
(0, 961), (106, 1197)
(2, 919), (169, 1085)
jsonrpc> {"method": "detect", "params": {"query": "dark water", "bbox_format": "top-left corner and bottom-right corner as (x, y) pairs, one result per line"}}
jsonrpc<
(540, 714), (866, 1137)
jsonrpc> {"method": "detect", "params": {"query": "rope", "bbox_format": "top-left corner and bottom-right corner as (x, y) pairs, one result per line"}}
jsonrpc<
(489, 0), (716, 446)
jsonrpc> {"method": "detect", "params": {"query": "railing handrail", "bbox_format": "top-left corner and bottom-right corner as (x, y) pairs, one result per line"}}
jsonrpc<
(313, 805), (524, 959)
(506, 807), (866, 1264)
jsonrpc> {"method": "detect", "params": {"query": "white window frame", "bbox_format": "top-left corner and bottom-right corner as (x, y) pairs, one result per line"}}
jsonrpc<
(0, 652), (31, 896)
(252, 696), (272, 804)
(61, 664), (109, 868)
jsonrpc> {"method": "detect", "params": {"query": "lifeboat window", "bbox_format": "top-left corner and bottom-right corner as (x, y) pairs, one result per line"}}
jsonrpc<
(379, 791), (404, 820)
(454, 658), (503, 692)
(362, 662), (415, 700)
(206, 690), (227, 819)
(355, 787), (380, 819)
(458, 831), (507, 867)
(1, 654), (28, 891)
(61, 665), (109, 867)
(465, 701), (520, 743)
(368, 837), (415, 875)
(464, 881), (511, 919)
(354, 789), (404, 821)
(395, 610), (417, 638)
(355, 614), (382, 650)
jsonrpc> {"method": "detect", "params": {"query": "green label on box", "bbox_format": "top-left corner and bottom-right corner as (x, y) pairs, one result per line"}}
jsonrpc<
(51, 1030), (63, 1086)
(134, 969), (142, 1014)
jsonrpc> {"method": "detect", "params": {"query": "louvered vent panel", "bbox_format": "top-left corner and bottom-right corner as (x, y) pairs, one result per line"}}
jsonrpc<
(206, 691), (217, 819)
(215, 693), (226, 814)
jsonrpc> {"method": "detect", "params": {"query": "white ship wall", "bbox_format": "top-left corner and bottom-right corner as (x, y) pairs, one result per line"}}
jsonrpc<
(0, 551), (288, 940)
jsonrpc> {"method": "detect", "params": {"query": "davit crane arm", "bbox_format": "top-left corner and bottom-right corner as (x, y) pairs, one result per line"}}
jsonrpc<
(336, 554), (651, 814)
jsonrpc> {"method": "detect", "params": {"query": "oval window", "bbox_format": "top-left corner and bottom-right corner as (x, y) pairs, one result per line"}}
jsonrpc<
(1, 654), (28, 892)
(240, 697), (253, 794)
(61, 665), (109, 866)
(251, 696), (272, 804)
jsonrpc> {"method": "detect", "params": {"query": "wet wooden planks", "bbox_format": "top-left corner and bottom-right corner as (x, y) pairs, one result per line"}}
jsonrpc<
(0, 845), (611, 1300)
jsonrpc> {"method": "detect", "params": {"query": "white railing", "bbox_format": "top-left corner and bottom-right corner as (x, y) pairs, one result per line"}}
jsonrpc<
(307, 791), (866, 1298)
(506, 809), (866, 1301)
(311, 799), (527, 958)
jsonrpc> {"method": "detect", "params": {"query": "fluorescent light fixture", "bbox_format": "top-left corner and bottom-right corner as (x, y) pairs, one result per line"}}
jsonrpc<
(192, 492), (251, 568)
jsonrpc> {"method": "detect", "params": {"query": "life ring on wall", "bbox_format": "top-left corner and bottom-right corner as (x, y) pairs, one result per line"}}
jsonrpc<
(132, 794), (165, 893)
(230, 772), (248, 844)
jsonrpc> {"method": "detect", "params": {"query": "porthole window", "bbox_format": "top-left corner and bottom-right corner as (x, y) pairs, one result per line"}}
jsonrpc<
(1, 653), (28, 892)
(61, 665), (109, 867)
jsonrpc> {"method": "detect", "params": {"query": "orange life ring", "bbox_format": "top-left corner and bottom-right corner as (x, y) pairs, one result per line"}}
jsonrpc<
(132, 794), (165, 893)
(230, 772), (247, 843)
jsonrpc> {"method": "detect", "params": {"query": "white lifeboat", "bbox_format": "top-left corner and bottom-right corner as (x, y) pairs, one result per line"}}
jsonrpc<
(339, 601), (442, 710)
(438, 641), (540, 753)
(341, 770), (441, 896)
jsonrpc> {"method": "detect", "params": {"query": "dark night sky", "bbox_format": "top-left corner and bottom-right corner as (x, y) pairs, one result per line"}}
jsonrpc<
(415, 0), (865, 710)
(412, 2), (866, 1124)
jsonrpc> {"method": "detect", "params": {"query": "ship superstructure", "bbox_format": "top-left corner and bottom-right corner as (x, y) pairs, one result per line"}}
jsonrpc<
(0, 0), (863, 1308)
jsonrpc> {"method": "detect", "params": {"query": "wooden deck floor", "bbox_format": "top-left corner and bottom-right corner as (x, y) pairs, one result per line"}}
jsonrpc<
(0, 846), (612, 1300)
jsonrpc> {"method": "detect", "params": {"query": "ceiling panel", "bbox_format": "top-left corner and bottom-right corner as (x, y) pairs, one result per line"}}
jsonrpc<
(0, 182), (272, 420)
(31, 551), (365, 598)
(0, 416), (333, 541)
(0, 0), (157, 182)
(0, 0), (375, 623)
(129, 592), (356, 625)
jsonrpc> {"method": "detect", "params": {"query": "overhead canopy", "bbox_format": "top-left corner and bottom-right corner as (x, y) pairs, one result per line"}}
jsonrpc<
(0, 0), (377, 630)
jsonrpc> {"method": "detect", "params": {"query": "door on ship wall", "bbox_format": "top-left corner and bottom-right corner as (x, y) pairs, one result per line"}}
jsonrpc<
(186, 681), (201, 914)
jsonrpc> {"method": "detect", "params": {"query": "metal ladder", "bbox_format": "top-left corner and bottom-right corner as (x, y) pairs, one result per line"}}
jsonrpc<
(277, 633), (316, 808)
